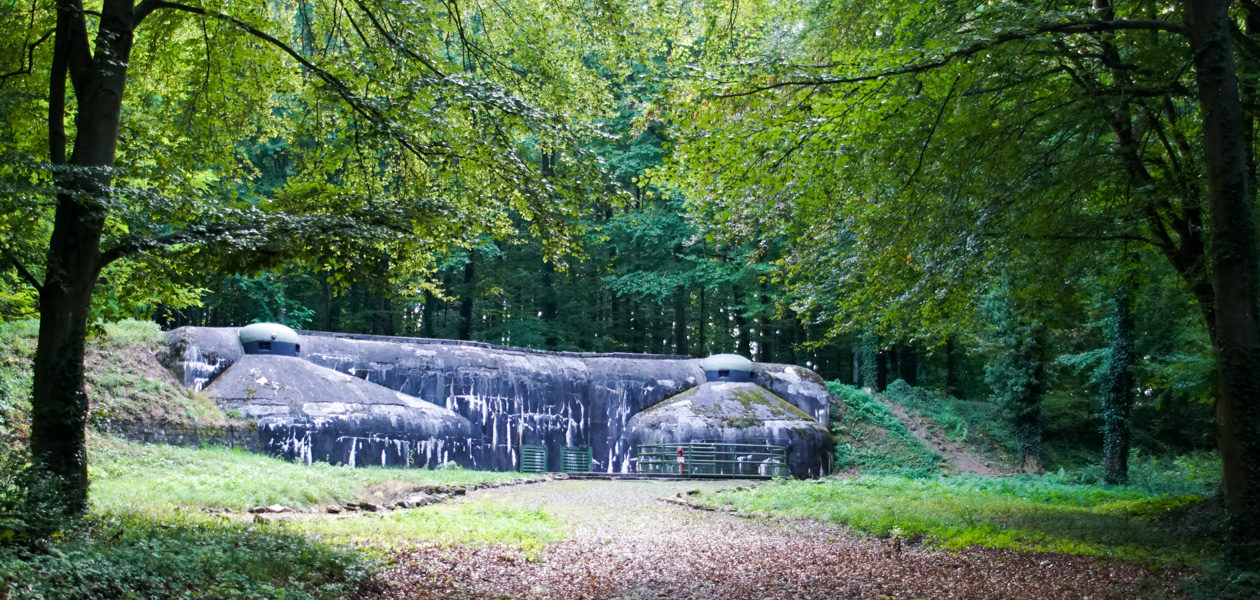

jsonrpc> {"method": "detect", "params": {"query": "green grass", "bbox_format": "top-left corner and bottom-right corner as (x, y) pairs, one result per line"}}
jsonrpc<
(90, 437), (531, 514)
(696, 473), (1216, 567)
(295, 498), (565, 553)
(828, 382), (943, 476)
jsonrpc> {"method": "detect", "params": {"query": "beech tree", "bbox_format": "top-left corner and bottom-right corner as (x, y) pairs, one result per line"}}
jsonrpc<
(0, 0), (622, 514)
(656, 0), (1259, 564)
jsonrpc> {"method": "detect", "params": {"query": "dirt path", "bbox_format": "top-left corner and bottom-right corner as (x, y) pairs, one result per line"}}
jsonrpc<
(382, 480), (1187, 600)
(876, 396), (999, 475)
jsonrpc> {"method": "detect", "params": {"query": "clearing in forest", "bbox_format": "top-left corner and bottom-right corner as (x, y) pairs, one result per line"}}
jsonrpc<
(381, 479), (1191, 600)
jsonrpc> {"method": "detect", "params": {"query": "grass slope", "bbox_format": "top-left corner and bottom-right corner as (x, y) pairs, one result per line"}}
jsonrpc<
(90, 437), (532, 514)
(696, 474), (1215, 567)
(828, 382), (942, 476)
(881, 379), (1012, 466)
(0, 319), (243, 433)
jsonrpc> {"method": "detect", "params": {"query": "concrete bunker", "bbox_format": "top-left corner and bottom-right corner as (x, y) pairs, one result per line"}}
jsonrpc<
(627, 355), (833, 478)
(202, 324), (473, 467)
(170, 324), (833, 477)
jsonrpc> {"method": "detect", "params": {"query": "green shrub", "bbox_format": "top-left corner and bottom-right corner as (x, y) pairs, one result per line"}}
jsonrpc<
(0, 516), (380, 600)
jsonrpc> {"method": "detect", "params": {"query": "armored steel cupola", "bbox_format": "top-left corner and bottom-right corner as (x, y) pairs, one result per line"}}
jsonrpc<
(239, 322), (301, 356)
(700, 353), (753, 382)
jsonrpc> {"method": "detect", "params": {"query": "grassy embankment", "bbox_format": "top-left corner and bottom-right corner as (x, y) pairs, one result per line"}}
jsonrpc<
(697, 381), (1223, 571)
(0, 319), (561, 600)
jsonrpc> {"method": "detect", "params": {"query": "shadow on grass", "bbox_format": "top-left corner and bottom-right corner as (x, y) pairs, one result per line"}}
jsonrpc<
(1, 514), (382, 600)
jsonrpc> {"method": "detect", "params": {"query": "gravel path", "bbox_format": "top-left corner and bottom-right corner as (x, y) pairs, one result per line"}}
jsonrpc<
(382, 479), (1190, 600)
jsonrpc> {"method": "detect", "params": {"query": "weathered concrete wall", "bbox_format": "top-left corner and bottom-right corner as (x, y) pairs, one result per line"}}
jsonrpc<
(99, 423), (263, 452)
(167, 327), (832, 475)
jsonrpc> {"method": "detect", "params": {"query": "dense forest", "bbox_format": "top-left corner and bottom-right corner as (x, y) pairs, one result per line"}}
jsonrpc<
(1, 0), (1257, 585)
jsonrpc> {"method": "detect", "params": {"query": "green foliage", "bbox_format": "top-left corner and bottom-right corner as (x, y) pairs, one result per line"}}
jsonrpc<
(0, 320), (37, 432)
(0, 449), (71, 547)
(0, 516), (379, 600)
(89, 438), (529, 514)
(981, 284), (1048, 470)
(1053, 451), (1222, 499)
(882, 379), (1011, 464)
(696, 473), (1217, 567)
(827, 382), (941, 476)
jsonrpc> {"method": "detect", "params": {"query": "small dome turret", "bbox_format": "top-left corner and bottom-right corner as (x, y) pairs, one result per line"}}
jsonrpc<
(239, 322), (301, 356)
(701, 353), (753, 382)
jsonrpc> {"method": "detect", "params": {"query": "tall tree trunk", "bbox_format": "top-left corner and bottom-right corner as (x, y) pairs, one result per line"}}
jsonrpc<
(673, 285), (688, 356)
(1186, 0), (1260, 566)
(876, 349), (888, 392)
(457, 255), (475, 341)
(859, 333), (879, 390)
(897, 345), (918, 386)
(421, 289), (437, 338)
(734, 288), (751, 357)
(697, 288), (707, 356)
(1102, 283), (1135, 485)
(756, 284), (772, 362)
(32, 204), (103, 515)
(629, 299), (641, 352)
(540, 261), (557, 348)
(32, 0), (136, 514)
(945, 335), (963, 398)
(984, 287), (1046, 474)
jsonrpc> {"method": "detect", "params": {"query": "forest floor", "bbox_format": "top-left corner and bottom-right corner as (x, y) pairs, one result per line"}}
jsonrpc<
(381, 479), (1191, 600)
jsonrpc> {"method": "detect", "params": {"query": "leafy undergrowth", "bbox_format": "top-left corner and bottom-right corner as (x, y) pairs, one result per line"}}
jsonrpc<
(827, 382), (943, 476)
(0, 516), (382, 600)
(1052, 451), (1222, 498)
(882, 379), (1012, 466)
(294, 498), (564, 554)
(696, 474), (1216, 568)
(90, 437), (531, 513)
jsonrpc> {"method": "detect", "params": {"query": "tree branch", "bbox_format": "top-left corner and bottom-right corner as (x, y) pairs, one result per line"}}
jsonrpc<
(903, 76), (959, 190)
(2, 248), (45, 294)
(134, 0), (437, 164)
(0, 29), (53, 81)
(717, 19), (1186, 98)
(349, 0), (444, 77)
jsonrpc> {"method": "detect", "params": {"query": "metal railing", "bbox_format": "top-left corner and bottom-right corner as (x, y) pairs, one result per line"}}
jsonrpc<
(635, 442), (788, 478)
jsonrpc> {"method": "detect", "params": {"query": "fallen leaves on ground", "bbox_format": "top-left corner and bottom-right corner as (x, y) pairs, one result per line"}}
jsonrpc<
(382, 498), (1190, 600)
